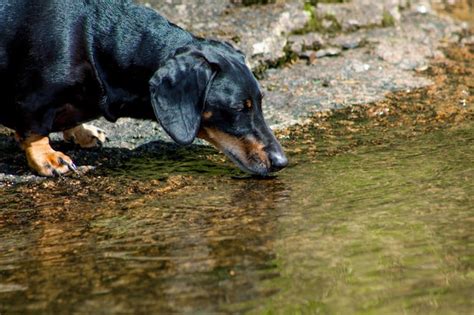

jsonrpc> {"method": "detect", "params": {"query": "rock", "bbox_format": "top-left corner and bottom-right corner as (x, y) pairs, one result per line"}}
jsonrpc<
(350, 60), (371, 73)
(461, 35), (474, 46)
(288, 33), (325, 54)
(416, 4), (430, 14)
(299, 50), (318, 64)
(375, 41), (431, 70)
(260, 48), (433, 129)
(146, 0), (309, 70)
(315, 47), (342, 58)
(317, 0), (402, 31)
(330, 33), (366, 50)
(144, 0), (231, 29)
(371, 12), (459, 70)
(230, 3), (309, 69)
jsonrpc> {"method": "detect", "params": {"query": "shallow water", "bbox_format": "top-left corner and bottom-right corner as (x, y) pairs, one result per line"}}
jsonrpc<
(1, 116), (473, 314)
(1, 16), (474, 315)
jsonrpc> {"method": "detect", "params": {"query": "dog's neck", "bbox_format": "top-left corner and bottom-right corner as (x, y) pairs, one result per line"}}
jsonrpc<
(89, 3), (195, 121)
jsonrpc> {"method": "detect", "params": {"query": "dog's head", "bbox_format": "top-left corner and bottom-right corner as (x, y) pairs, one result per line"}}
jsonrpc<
(149, 41), (287, 176)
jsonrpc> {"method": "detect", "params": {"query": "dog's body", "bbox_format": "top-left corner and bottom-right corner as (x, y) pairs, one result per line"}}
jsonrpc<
(0, 0), (287, 176)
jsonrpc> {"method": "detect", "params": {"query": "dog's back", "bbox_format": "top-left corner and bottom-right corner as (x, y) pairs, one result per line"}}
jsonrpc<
(0, 0), (28, 78)
(0, 0), (137, 131)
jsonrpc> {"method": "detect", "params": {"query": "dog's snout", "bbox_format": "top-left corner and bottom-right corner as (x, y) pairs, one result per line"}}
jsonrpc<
(268, 150), (288, 172)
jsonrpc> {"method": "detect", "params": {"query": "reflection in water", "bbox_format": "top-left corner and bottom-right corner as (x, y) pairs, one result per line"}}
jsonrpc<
(0, 177), (290, 313)
(1, 37), (473, 315)
(1, 122), (472, 314)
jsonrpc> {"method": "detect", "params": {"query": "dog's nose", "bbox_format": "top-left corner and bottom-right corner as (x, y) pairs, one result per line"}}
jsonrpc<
(269, 151), (288, 172)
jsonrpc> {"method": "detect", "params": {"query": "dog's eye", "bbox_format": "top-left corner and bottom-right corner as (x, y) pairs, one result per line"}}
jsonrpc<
(244, 99), (252, 109)
(232, 100), (252, 112)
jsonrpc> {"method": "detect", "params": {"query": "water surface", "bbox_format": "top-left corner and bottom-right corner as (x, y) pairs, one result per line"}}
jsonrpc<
(1, 42), (473, 315)
(1, 117), (473, 314)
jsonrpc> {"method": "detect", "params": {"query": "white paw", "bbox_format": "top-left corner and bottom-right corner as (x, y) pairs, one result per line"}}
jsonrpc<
(63, 124), (107, 149)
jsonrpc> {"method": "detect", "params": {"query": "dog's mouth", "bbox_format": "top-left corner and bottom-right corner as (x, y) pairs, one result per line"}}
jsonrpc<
(198, 128), (272, 176)
(222, 149), (271, 176)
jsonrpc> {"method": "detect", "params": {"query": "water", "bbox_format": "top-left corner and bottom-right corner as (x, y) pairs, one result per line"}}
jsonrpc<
(1, 23), (473, 315)
(1, 117), (472, 314)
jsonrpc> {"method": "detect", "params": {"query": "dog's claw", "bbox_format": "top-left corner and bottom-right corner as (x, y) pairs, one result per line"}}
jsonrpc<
(69, 163), (80, 175)
(59, 157), (80, 175)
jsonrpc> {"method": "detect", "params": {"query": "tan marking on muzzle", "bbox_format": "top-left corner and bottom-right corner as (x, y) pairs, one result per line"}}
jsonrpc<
(242, 135), (270, 168)
(198, 128), (269, 168)
(198, 128), (245, 158)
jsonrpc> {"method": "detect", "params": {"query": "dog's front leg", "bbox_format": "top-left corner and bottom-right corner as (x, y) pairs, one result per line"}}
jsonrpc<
(18, 134), (77, 177)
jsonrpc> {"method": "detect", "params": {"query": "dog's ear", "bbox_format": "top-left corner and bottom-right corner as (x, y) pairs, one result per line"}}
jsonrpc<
(149, 51), (215, 145)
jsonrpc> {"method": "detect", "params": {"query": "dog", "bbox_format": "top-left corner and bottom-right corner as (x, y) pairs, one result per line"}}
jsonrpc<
(0, 0), (288, 177)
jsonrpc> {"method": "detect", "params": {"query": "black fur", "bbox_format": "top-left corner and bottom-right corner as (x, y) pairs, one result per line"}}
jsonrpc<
(0, 0), (288, 175)
(149, 49), (216, 145)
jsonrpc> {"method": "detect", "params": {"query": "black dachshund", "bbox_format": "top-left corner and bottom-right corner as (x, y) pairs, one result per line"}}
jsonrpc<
(0, 0), (288, 176)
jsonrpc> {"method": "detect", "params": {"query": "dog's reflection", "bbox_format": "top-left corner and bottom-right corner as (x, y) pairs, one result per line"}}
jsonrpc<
(1, 176), (291, 313)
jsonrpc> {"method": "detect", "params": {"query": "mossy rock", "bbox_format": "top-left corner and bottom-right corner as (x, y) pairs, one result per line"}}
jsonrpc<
(293, 3), (342, 35)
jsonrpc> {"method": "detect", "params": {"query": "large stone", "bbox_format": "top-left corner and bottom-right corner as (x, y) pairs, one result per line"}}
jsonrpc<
(260, 48), (433, 129)
(317, 0), (403, 31)
(143, 0), (309, 69)
(370, 12), (466, 70)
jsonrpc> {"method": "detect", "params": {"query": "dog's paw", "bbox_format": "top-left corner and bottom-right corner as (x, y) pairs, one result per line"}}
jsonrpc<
(63, 124), (107, 149)
(28, 150), (77, 177)
(21, 136), (77, 177)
